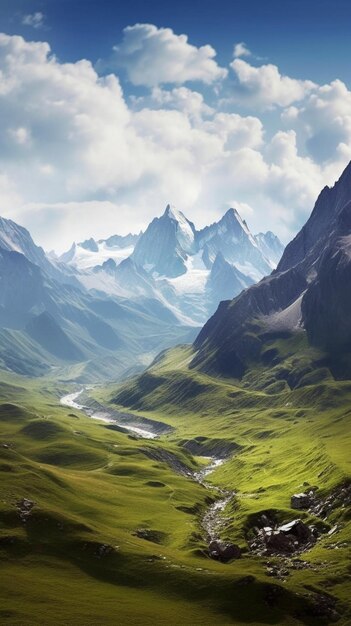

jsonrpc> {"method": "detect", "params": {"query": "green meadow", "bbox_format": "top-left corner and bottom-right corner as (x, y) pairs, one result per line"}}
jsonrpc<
(0, 337), (351, 625)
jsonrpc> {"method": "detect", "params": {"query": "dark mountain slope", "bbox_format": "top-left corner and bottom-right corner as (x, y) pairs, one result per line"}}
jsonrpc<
(192, 161), (351, 378)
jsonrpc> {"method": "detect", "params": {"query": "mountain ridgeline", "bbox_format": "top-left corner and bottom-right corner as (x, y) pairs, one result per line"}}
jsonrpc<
(192, 161), (351, 379)
(0, 204), (283, 382)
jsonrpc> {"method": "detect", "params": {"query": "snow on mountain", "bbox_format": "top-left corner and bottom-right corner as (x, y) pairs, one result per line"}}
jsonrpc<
(166, 205), (196, 254)
(59, 234), (139, 271)
(197, 208), (273, 279)
(255, 231), (285, 268)
(57, 205), (284, 325)
(0, 216), (77, 284)
(132, 204), (197, 277)
(165, 252), (209, 295)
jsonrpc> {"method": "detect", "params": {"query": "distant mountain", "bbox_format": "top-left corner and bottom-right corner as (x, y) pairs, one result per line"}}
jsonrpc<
(192, 160), (351, 378)
(197, 208), (272, 280)
(59, 232), (141, 271)
(207, 252), (254, 308)
(132, 205), (197, 278)
(102, 233), (141, 248)
(0, 201), (284, 381)
(0, 219), (197, 382)
(0, 216), (76, 284)
(58, 204), (284, 325)
(255, 231), (285, 268)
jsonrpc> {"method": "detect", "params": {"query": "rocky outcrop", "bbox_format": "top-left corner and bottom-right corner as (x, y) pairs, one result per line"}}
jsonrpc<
(249, 519), (317, 555)
(208, 540), (241, 562)
(290, 493), (313, 510)
(17, 498), (35, 523)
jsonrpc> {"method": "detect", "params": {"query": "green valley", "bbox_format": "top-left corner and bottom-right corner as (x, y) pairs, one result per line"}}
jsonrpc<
(1, 332), (350, 624)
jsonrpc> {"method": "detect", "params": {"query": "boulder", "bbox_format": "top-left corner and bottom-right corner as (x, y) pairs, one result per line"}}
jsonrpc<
(264, 530), (296, 554)
(250, 519), (316, 555)
(279, 519), (314, 543)
(17, 498), (35, 522)
(209, 540), (241, 562)
(291, 493), (312, 510)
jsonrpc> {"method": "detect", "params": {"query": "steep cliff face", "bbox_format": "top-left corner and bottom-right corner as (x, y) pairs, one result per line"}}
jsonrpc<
(277, 162), (351, 274)
(192, 162), (351, 378)
(132, 205), (196, 278)
(302, 203), (351, 354)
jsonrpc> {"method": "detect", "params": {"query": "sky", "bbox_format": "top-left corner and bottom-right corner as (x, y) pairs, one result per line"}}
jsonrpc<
(0, 0), (350, 251)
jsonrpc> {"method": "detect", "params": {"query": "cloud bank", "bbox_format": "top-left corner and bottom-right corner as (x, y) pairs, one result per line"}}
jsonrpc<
(0, 26), (350, 250)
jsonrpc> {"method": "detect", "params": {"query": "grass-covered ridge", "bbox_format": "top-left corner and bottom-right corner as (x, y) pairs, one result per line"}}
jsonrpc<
(99, 341), (351, 622)
(1, 369), (338, 626)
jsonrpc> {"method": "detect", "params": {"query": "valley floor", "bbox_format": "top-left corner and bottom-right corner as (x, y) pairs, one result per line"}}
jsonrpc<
(0, 354), (351, 625)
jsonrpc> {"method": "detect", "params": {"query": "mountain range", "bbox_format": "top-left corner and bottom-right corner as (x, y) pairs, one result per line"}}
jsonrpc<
(190, 161), (351, 380)
(59, 204), (284, 325)
(0, 205), (283, 381)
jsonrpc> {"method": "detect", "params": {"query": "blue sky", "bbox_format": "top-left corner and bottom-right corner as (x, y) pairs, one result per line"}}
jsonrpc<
(0, 0), (350, 250)
(2, 0), (351, 84)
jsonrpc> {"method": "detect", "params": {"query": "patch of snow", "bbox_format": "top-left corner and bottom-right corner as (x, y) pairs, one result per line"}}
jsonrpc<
(163, 253), (209, 295)
(167, 205), (196, 254)
(66, 242), (135, 271)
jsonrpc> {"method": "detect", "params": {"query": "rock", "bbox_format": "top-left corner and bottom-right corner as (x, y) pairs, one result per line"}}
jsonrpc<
(264, 530), (296, 554)
(95, 543), (114, 558)
(250, 518), (316, 555)
(279, 519), (314, 543)
(133, 528), (167, 544)
(291, 492), (312, 510)
(16, 498), (35, 522)
(208, 540), (241, 562)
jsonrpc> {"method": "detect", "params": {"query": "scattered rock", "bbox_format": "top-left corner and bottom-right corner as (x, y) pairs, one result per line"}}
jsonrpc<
(309, 482), (351, 519)
(16, 498), (35, 523)
(291, 492), (313, 510)
(95, 543), (115, 558)
(305, 590), (340, 622)
(208, 540), (241, 562)
(249, 518), (316, 555)
(266, 564), (290, 579)
(133, 528), (167, 544)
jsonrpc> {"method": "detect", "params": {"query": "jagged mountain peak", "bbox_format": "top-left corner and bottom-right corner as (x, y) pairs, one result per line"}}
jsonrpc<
(278, 159), (351, 273)
(192, 159), (351, 377)
(132, 204), (197, 277)
(80, 238), (99, 252)
(255, 231), (285, 267)
(0, 214), (75, 284)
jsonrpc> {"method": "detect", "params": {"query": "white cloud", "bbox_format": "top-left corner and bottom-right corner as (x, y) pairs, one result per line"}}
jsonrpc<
(230, 58), (316, 109)
(132, 86), (214, 122)
(233, 42), (251, 58)
(203, 112), (264, 150)
(22, 12), (45, 29)
(282, 79), (351, 167)
(0, 30), (350, 250)
(101, 23), (227, 86)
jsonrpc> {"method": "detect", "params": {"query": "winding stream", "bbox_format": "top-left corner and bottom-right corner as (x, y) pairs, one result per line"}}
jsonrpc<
(60, 389), (234, 543)
(60, 390), (161, 439)
(194, 459), (235, 540)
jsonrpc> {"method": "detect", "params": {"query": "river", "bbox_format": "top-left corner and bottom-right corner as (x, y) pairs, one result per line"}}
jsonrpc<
(60, 388), (234, 543)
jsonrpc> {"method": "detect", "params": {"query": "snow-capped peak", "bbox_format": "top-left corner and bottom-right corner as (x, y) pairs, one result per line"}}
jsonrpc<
(223, 208), (258, 247)
(164, 204), (196, 254)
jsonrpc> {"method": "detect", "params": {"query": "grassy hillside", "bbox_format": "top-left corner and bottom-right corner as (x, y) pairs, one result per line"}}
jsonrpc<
(0, 369), (334, 626)
(96, 342), (351, 623)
